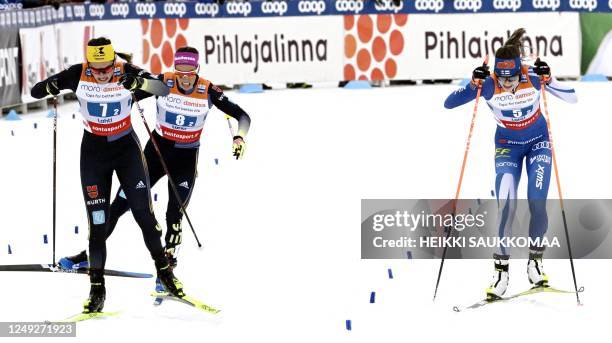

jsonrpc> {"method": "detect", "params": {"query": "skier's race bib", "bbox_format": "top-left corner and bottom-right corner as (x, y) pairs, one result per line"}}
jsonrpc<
(155, 72), (210, 143)
(75, 62), (133, 137)
(489, 68), (541, 131)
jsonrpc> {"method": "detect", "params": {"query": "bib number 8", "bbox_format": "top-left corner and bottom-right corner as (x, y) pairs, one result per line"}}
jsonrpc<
(166, 112), (196, 127)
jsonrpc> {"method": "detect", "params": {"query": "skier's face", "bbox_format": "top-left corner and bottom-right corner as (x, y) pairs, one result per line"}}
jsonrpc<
(89, 61), (115, 83)
(498, 75), (520, 92)
(175, 64), (198, 91)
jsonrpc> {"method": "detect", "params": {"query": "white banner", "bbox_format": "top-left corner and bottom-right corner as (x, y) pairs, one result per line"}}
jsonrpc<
(19, 12), (582, 99)
(343, 13), (581, 81)
(20, 25), (61, 103)
(139, 16), (344, 83)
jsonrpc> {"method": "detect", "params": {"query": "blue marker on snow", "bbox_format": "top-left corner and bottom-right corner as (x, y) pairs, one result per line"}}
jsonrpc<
(369, 291), (376, 303)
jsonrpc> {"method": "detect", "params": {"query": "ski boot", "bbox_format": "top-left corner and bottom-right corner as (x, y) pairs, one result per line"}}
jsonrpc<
(155, 255), (184, 298)
(527, 251), (549, 288)
(485, 255), (509, 300)
(58, 250), (88, 270)
(83, 270), (105, 313)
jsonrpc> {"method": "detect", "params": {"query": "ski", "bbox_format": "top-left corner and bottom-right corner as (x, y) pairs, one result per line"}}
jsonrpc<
(453, 285), (584, 312)
(55, 311), (121, 323)
(0, 264), (153, 279)
(151, 291), (220, 314)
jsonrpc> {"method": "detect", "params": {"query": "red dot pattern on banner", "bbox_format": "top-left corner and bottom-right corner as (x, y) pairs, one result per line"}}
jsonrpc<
(143, 39), (150, 62)
(151, 54), (162, 75)
(344, 15), (354, 30)
(141, 19), (149, 35)
(178, 18), (189, 30)
(377, 15), (391, 34)
(166, 19), (177, 38)
(175, 34), (187, 49)
(389, 30), (404, 56)
(345, 34), (356, 59)
(371, 68), (384, 81)
(357, 16), (373, 43)
(357, 49), (371, 71)
(162, 41), (174, 68)
(142, 18), (191, 74)
(151, 19), (163, 48)
(344, 64), (355, 81)
(385, 58), (397, 78)
(372, 37), (386, 62)
(394, 14), (408, 26)
(343, 14), (408, 81)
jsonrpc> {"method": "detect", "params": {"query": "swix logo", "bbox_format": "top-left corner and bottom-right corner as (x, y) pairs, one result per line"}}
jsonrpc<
(454, 0), (482, 11)
(73, 5), (86, 19)
(110, 3), (130, 18)
(88, 4), (105, 19)
(535, 164), (545, 189)
(375, 0), (404, 13)
(532, 0), (560, 10)
(298, 0), (326, 15)
(135, 3), (156, 17)
(164, 2), (187, 17)
(415, 0), (444, 12)
(261, 1), (288, 16)
(335, 0), (364, 13)
(569, 0), (598, 11)
(226, 2), (252, 16)
(195, 3), (219, 17)
(87, 185), (98, 199)
(493, 0), (522, 11)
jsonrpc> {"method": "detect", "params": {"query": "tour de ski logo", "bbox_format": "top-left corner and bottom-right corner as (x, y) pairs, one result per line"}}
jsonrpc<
(343, 14), (407, 81)
(141, 18), (190, 74)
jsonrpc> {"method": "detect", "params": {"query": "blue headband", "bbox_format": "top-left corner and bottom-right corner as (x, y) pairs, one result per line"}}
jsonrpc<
(494, 57), (521, 77)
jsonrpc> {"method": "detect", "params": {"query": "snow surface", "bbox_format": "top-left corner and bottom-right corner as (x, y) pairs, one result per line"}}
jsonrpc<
(0, 82), (610, 342)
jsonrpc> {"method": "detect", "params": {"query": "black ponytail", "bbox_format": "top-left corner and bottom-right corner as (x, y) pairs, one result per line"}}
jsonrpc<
(495, 28), (526, 59)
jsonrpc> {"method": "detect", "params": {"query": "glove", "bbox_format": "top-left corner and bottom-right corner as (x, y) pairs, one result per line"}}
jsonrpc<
(471, 64), (490, 85)
(232, 136), (246, 160)
(534, 58), (551, 83)
(46, 78), (60, 96)
(119, 73), (144, 91)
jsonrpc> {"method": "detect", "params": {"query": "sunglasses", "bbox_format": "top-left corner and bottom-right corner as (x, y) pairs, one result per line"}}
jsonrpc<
(174, 66), (199, 77)
(498, 75), (519, 83)
(89, 63), (115, 74)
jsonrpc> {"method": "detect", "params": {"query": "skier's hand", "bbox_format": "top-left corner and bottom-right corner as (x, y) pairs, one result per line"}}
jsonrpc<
(534, 58), (551, 83)
(471, 64), (490, 86)
(46, 78), (60, 96)
(232, 136), (246, 160)
(119, 73), (144, 91)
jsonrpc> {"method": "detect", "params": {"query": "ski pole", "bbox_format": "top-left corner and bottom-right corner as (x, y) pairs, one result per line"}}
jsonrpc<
(131, 94), (203, 248)
(540, 79), (581, 305)
(433, 55), (488, 301)
(52, 96), (58, 266)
